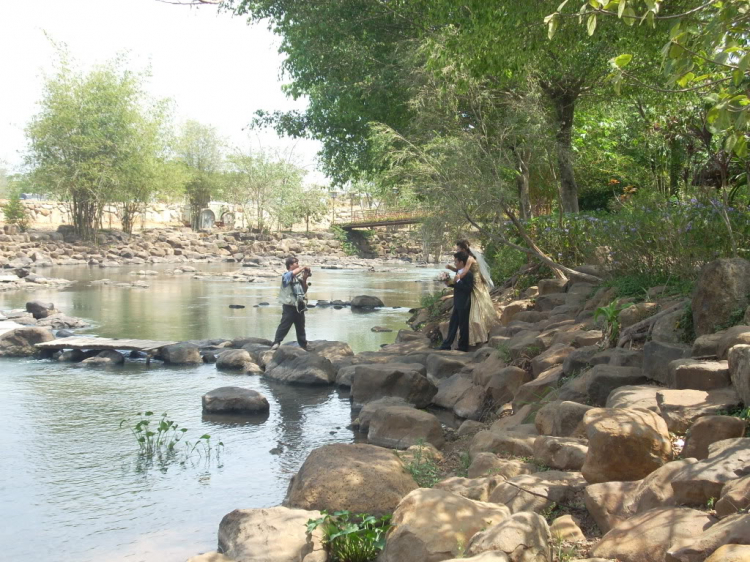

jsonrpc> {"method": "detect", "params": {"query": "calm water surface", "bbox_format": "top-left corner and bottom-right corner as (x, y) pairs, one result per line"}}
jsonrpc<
(0, 263), (440, 562)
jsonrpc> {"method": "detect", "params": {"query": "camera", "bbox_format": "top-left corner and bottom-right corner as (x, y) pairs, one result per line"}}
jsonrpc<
(304, 267), (312, 277)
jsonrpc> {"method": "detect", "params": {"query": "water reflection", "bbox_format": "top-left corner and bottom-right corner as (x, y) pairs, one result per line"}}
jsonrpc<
(0, 265), (440, 562)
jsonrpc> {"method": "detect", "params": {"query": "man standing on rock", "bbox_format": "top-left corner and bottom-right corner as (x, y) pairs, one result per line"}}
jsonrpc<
(439, 251), (474, 352)
(271, 256), (311, 351)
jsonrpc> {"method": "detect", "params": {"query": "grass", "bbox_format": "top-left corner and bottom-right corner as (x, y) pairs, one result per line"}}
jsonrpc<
(399, 439), (441, 487)
(456, 451), (471, 478)
(494, 342), (512, 363)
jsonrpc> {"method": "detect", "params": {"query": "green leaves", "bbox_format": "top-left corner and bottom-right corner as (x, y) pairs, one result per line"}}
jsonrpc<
(306, 510), (392, 562)
(587, 13), (597, 35)
(612, 53), (633, 68)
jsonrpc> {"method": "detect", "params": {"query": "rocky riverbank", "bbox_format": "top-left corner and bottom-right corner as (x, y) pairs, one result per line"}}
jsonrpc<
(1, 258), (749, 562)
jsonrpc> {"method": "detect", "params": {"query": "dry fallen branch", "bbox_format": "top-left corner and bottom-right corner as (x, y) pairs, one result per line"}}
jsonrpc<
(616, 301), (686, 348)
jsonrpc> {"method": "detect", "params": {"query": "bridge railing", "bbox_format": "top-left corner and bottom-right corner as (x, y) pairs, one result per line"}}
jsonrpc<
(343, 208), (425, 225)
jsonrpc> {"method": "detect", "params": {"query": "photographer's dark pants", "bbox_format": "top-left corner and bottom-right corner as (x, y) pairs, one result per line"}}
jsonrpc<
(273, 304), (307, 349)
(441, 304), (470, 352)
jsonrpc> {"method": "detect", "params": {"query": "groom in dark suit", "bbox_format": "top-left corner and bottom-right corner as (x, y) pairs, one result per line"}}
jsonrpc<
(439, 251), (474, 352)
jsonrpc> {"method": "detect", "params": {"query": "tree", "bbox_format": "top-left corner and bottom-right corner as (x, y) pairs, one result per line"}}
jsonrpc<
(25, 51), (175, 238)
(290, 184), (328, 232)
(225, 0), (421, 184)
(176, 120), (225, 230)
(224, 147), (303, 231)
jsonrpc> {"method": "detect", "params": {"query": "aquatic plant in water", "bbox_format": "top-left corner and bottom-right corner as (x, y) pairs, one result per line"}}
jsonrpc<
(120, 411), (223, 469)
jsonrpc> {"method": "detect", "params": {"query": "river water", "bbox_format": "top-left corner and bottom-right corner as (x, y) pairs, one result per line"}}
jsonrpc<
(0, 263), (440, 562)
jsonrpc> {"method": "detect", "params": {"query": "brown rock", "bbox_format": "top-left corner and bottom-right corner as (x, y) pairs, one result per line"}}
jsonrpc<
(668, 359), (731, 390)
(728, 344), (750, 405)
(718, 326), (750, 359)
(381, 488), (510, 562)
(489, 471), (587, 514)
(705, 544), (750, 562)
(590, 507), (715, 562)
(605, 385), (661, 413)
(0, 326), (55, 357)
(367, 405), (445, 450)
(350, 363), (436, 408)
(434, 475), (505, 502)
(682, 415), (748, 460)
(469, 429), (538, 459)
(533, 436), (588, 471)
(581, 408), (672, 483)
(466, 512), (551, 562)
(693, 332), (726, 358)
(283, 443), (417, 516)
(670, 438), (750, 506)
(550, 514), (586, 542)
(666, 513), (750, 562)
(716, 475), (750, 518)
(584, 480), (639, 533)
(657, 388), (743, 433)
(530, 344), (574, 377)
(692, 258), (750, 336)
(478, 366), (532, 407)
(217, 506), (324, 562)
(467, 453), (536, 479)
(534, 400), (592, 438)
(512, 366), (562, 410)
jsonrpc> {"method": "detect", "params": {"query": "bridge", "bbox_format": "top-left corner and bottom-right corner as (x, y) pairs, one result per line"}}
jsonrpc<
(338, 209), (426, 230)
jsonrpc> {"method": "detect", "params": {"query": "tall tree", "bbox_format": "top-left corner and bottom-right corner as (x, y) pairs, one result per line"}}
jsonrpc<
(176, 120), (225, 230)
(225, 0), (421, 184)
(25, 52), (173, 239)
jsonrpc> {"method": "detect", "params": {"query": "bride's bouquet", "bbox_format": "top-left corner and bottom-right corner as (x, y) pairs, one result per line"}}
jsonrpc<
(437, 271), (451, 283)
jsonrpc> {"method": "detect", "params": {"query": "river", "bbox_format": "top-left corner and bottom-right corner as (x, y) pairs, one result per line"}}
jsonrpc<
(0, 263), (441, 562)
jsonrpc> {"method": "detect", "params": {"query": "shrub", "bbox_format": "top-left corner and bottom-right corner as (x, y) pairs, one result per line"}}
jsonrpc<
(400, 439), (440, 488)
(306, 510), (392, 562)
(1, 190), (30, 232)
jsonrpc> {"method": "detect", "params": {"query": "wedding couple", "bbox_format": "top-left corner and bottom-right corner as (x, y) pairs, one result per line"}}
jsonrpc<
(439, 240), (498, 352)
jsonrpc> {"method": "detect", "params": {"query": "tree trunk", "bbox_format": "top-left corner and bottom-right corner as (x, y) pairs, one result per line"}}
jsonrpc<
(550, 91), (579, 213)
(516, 149), (532, 219)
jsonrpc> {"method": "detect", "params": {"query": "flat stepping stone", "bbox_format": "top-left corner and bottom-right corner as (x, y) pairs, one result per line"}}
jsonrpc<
(202, 387), (269, 415)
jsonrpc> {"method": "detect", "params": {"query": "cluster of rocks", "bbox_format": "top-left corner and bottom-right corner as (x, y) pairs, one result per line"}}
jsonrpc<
(0, 225), (425, 272)
(187, 258), (750, 562)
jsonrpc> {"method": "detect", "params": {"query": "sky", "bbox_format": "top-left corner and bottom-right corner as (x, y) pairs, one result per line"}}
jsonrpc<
(0, 0), (324, 181)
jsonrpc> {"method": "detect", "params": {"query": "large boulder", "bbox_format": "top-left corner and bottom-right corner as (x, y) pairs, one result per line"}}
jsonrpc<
(433, 372), (489, 420)
(530, 344), (574, 377)
(381, 488), (511, 562)
(470, 429), (538, 459)
(354, 397), (412, 433)
(605, 385), (661, 413)
(202, 387), (269, 415)
(668, 358), (731, 390)
(489, 471), (587, 514)
(434, 475), (505, 503)
(216, 349), (258, 371)
(367, 405), (445, 449)
(264, 347), (335, 385)
(682, 415), (748, 460)
(283, 443), (417, 516)
(590, 507), (715, 562)
(426, 352), (471, 381)
(306, 340), (354, 368)
(666, 513), (750, 562)
(656, 388), (742, 433)
(716, 475), (750, 517)
(351, 295), (384, 308)
(718, 326), (750, 359)
(0, 326), (54, 356)
(669, 438), (750, 506)
(581, 407), (672, 483)
(217, 506), (324, 562)
(512, 366), (563, 411)
(161, 342), (203, 365)
(533, 436), (588, 471)
(728, 344), (750, 405)
(705, 544), (750, 562)
(466, 512), (551, 562)
(557, 364), (649, 407)
(534, 400), (592, 438)
(643, 341), (692, 384)
(692, 258), (750, 336)
(350, 363), (435, 408)
(584, 480), (640, 533)
(480, 367), (531, 407)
